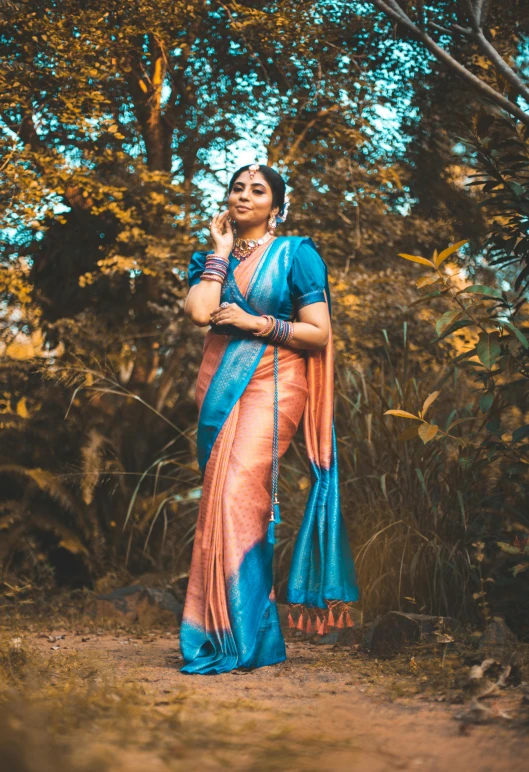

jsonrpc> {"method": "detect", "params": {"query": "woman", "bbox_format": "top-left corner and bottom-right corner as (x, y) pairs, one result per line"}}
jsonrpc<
(181, 163), (359, 675)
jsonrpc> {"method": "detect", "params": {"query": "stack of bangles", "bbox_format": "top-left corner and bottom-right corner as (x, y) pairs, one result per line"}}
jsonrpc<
(253, 314), (294, 345)
(200, 254), (229, 284)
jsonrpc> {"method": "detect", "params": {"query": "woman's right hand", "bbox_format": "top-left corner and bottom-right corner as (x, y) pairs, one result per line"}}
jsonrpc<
(210, 210), (234, 255)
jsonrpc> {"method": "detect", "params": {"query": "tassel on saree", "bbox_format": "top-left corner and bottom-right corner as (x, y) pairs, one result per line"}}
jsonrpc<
(296, 611), (304, 631)
(286, 601), (356, 635)
(267, 498), (281, 545)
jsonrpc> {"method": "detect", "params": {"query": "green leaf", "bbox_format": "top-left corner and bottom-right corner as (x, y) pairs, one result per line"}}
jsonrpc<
(497, 541), (522, 555)
(498, 320), (529, 349)
(456, 284), (503, 299)
(511, 424), (529, 443)
(476, 331), (501, 369)
(434, 239), (468, 267)
(418, 423), (439, 444)
(486, 417), (502, 436)
(436, 310), (462, 337)
(479, 392), (494, 413)
(398, 253), (435, 268)
(384, 409), (422, 421)
(513, 563), (529, 576)
(434, 319), (474, 342)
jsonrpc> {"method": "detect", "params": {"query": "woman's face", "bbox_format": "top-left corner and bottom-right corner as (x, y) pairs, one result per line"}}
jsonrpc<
(227, 170), (279, 229)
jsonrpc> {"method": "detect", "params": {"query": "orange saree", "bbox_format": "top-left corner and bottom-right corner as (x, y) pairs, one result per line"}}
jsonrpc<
(181, 235), (359, 674)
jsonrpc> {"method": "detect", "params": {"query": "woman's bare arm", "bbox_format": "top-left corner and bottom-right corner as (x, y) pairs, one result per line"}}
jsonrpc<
(208, 300), (330, 351)
(184, 249), (230, 327)
(287, 302), (329, 351)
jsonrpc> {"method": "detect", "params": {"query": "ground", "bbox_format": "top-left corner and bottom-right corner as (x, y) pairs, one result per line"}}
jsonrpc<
(1, 605), (529, 771)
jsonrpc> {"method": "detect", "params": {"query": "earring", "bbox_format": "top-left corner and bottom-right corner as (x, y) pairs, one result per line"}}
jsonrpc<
(268, 212), (277, 233)
(228, 213), (237, 236)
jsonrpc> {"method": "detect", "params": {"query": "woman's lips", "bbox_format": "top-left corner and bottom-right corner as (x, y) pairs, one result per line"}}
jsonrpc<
(236, 206), (251, 212)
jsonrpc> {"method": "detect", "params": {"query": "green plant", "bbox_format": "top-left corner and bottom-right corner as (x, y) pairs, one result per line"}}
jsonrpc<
(384, 238), (529, 632)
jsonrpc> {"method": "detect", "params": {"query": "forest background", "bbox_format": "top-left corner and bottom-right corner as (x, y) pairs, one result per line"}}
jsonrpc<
(2, 0), (529, 640)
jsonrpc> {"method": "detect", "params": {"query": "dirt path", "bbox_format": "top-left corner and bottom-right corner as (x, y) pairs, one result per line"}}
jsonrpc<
(5, 625), (525, 772)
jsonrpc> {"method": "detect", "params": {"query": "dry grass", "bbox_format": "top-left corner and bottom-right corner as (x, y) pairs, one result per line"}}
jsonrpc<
(0, 624), (331, 771)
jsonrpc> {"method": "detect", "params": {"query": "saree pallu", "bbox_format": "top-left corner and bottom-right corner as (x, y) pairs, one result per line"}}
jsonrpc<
(181, 236), (359, 674)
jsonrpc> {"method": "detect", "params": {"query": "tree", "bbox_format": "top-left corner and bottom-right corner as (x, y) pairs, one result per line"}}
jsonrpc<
(369, 0), (529, 125)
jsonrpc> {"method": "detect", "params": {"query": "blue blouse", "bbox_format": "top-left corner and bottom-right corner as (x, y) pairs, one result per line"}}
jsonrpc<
(186, 237), (327, 315)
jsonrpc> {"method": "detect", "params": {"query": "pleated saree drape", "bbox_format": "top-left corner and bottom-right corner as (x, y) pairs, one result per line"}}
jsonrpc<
(181, 236), (359, 674)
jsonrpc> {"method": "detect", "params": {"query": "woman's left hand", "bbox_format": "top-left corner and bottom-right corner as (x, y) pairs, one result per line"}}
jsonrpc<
(209, 302), (259, 333)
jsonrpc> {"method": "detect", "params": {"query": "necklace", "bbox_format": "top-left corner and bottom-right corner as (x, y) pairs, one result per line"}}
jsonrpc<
(232, 231), (273, 261)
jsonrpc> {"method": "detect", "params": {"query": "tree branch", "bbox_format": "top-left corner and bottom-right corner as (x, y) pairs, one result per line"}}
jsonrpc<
(370, 0), (529, 127)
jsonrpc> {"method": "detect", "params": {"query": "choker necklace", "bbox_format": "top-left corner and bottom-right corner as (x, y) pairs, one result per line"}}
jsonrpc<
(232, 231), (273, 261)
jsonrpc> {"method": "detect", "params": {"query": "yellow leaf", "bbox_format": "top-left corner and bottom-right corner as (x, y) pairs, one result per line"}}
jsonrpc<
(139, 80), (148, 93)
(416, 274), (442, 288)
(435, 239), (468, 267)
(418, 423), (439, 444)
(384, 409), (421, 420)
(422, 391), (440, 419)
(58, 539), (88, 555)
(298, 476), (310, 490)
(16, 397), (29, 418)
(398, 253), (435, 268)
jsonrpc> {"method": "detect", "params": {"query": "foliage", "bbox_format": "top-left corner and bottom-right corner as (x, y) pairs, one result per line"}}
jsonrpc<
(0, 0), (472, 590)
(2, 1), (529, 638)
(386, 115), (529, 632)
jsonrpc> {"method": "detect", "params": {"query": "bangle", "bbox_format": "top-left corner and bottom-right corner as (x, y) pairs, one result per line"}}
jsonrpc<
(201, 274), (224, 284)
(201, 254), (229, 283)
(270, 319), (293, 344)
(253, 315), (294, 345)
(253, 314), (275, 337)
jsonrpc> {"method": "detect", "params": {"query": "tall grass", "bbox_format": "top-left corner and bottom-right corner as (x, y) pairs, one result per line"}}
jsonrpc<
(275, 323), (487, 627)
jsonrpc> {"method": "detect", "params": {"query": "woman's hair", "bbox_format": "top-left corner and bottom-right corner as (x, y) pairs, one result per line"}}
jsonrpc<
(228, 164), (286, 212)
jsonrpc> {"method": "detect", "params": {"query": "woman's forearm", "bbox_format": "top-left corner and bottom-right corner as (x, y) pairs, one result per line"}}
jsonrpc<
(184, 251), (231, 326)
(249, 316), (328, 351)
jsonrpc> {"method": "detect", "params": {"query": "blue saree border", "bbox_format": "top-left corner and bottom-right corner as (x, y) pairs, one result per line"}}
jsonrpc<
(196, 236), (305, 473)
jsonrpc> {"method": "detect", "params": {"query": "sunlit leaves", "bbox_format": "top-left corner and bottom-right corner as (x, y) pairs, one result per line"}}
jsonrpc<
(421, 390), (440, 419)
(398, 252), (435, 268)
(418, 423), (438, 444)
(434, 239), (468, 267)
(384, 409), (422, 420)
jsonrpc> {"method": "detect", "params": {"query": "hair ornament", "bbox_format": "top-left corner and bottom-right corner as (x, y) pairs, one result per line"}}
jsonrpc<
(248, 163), (260, 179)
(276, 194), (290, 224)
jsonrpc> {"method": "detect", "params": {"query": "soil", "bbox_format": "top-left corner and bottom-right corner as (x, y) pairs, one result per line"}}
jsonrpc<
(2, 611), (529, 772)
